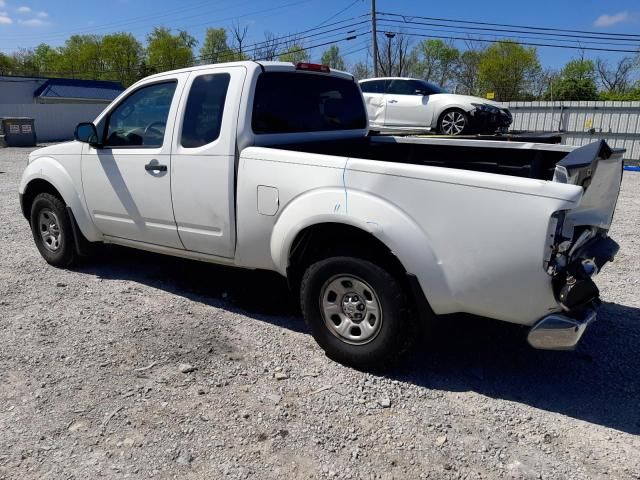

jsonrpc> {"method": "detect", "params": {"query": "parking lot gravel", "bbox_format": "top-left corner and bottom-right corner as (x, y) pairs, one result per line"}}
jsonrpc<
(1, 145), (639, 480)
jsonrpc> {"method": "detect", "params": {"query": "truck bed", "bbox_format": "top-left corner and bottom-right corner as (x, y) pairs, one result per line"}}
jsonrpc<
(272, 135), (572, 181)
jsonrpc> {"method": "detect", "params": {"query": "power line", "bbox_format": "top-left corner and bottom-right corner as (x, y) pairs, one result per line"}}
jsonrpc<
(0, 0), (230, 40)
(0, 12), (368, 55)
(0, 0), (313, 44)
(312, 0), (362, 29)
(376, 21), (640, 49)
(197, 21), (369, 64)
(7, 28), (367, 78)
(258, 33), (367, 61)
(377, 16), (640, 46)
(2, 17), (367, 74)
(377, 11), (640, 39)
(384, 30), (640, 54)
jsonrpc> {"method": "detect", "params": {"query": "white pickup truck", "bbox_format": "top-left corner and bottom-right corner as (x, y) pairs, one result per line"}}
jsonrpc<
(19, 61), (622, 369)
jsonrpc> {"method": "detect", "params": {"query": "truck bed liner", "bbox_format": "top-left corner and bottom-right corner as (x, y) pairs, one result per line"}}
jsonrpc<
(272, 136), (570, 181)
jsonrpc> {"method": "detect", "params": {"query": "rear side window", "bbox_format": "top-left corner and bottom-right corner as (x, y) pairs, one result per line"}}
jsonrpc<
(252, 72), (367, 134)
(181, 73), (230, 148)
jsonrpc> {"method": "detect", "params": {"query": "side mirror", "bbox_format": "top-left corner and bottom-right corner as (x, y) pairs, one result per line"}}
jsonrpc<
(74, 122), (101, 147)
(415, 89), (428, 96)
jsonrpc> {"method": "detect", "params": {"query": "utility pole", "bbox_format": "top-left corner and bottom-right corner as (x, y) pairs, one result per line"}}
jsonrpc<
(385, 32), (395, 76)
(371, 0), (378, 77)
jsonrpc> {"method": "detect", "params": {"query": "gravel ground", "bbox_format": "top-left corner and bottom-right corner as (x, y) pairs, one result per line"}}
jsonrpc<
(1, 145), (639, 480)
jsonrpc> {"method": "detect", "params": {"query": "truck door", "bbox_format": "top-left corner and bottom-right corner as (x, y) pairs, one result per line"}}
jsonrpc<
(81, 76), (187, 248)
(170, 66), (246, 258)
(384, 79), (431, 128)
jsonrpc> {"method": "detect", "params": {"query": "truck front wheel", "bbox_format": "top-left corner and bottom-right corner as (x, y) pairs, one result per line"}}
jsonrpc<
(29, 193), (77, 267)
(300, 256), (411, 370)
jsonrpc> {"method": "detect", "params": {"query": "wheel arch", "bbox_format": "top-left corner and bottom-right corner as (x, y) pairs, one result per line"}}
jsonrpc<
(19, 157), (102, 242)
(270, 188), (452, 317)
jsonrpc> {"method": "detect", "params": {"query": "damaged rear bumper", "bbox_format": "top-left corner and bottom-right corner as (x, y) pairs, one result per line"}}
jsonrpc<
(528, 309), (596, 350)
(529, 235), (619, 350)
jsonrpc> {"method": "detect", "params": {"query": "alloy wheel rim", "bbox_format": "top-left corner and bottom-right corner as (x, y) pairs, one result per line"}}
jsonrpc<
(442, 111), (466, 135)
(319, 275), (383, 345)
(38, 209), (62, 252)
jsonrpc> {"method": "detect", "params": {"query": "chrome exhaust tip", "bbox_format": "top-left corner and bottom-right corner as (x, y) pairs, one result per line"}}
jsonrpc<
(527, 309), (597, 351)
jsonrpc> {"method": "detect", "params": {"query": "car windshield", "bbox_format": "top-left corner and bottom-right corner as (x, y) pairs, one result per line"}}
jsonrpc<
(416, 80), (447, 95)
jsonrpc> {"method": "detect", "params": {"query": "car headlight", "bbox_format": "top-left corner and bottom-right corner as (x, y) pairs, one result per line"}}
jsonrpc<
(471, 103), (500, 114)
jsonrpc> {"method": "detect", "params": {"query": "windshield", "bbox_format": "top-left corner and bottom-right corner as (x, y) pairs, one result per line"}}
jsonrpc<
(252, 72), (367, 134)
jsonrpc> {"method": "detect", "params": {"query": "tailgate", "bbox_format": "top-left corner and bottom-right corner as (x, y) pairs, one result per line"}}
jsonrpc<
(553, 140), (624, 231)
(547, 140), (623, 312)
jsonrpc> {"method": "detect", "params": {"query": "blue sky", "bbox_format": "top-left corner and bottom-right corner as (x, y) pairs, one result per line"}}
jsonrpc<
(0, 0), (639, 70)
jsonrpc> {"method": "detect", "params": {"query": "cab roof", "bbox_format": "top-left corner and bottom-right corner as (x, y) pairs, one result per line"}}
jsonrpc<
(138, 61), (354, 85)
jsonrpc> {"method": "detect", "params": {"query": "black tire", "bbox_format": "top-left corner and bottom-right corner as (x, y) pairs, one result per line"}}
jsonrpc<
(438, 108), (469, 136)
(300, 256), (412, 370)
(29, 193), (77, 267)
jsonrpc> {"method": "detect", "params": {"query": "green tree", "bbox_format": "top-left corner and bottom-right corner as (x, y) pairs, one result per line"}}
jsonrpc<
(546, 59), (598, 101)
(11, 48), (39, 76)
(351, 61), (371, 80)
(146, 27), (196, 72)
(413, 39), (460, 88)
(599, 84), (640, 101)
(101, 33), (143, 86)
(201, 28), (233, 64)
(478, 41), (541, 101)
(596, 57), (637, 97)
(455, 48), (484, 95)
(320, 45), (346, 70)
(57, 35), (104, 79)
(278, 43), (309, 63)
(32, 43), (61, 75)
(0, 53), (16, 75)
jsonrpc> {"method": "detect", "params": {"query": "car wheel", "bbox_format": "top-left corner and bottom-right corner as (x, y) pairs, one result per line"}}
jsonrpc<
(30, 193), (77, 267)
(439, 109), (468, 136)
(300, 256), (411, 370)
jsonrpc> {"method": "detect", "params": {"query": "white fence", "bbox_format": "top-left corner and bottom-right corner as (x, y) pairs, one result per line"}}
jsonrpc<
(505, 101), (640, 162)
(0, 104), (105, 142)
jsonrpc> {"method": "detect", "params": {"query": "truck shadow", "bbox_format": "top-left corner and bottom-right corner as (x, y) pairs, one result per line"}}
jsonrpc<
(76, 246), (640, 435)
(394, 303), (640, 436)
(76, 245), (303, 329)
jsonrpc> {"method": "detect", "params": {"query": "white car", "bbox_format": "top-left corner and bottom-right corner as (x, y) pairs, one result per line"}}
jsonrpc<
(19, 61), (621, 369)
(359, 77), (512, 135)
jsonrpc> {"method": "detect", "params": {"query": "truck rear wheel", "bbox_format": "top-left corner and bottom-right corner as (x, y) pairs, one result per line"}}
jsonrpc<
(29, 193), (77, 267)
(300, 256), (411, 370)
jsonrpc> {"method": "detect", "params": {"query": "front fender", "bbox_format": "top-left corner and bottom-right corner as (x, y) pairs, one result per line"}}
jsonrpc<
(270, 187), (452, 314)
(431, 103), (476, 129)
(19, 156), (102, 242)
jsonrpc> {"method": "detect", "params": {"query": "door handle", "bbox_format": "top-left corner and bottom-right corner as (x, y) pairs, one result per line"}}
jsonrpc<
(388, 99), (398, 104)
(145, 162), (167, 172)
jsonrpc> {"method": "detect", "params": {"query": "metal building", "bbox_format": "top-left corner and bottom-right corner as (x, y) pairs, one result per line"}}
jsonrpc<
(0, 75), (125, 143)
(0, 75), (124, 105)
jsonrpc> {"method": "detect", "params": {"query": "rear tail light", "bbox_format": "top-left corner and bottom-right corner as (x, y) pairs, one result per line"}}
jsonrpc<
(295, 62), (330, 73)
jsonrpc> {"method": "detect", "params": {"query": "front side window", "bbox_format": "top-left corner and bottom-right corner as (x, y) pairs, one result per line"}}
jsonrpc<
(181, 73), (230, 148)
(252, 72), (367, 134)
(105, 81), (177, 148)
